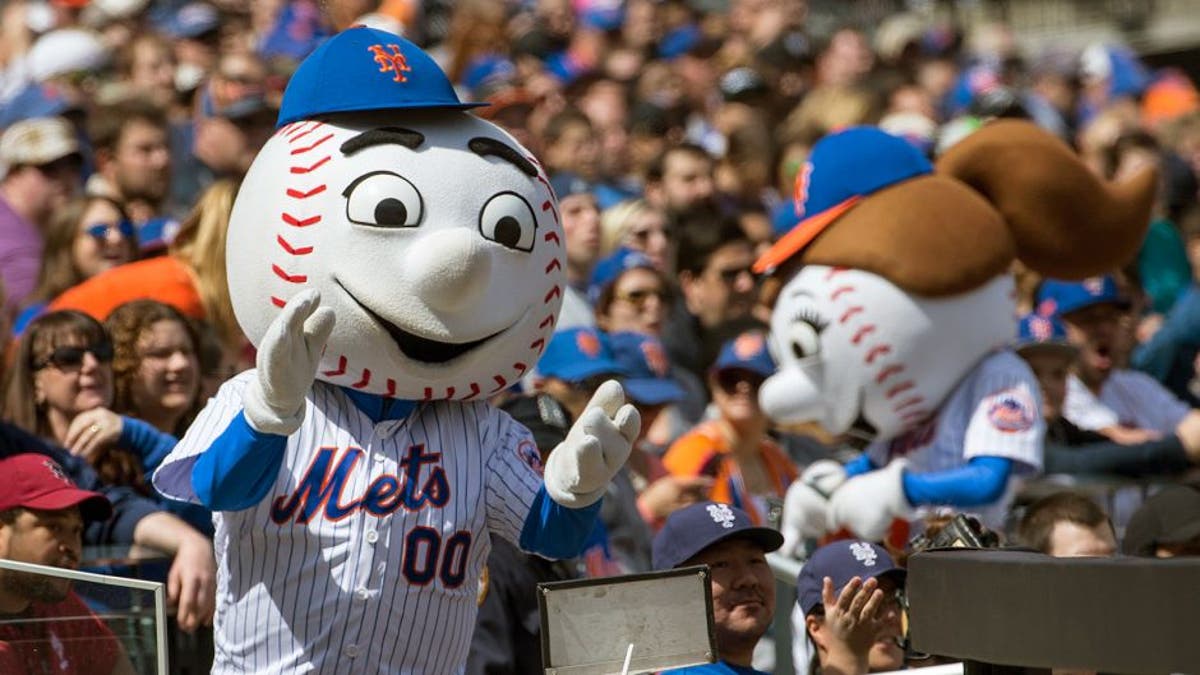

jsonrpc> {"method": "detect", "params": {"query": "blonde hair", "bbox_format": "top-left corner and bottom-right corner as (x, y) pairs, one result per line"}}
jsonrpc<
(168, 179), (240, 347)
(600, 198), (653, 258)
(778, 85), (882, 145)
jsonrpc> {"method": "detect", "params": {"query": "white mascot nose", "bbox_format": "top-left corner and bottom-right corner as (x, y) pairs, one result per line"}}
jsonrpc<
(406, 229), (492, 312)
(759, 365), (825, 426)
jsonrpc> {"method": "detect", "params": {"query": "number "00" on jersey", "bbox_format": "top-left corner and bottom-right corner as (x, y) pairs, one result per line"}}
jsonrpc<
(402, 526), (472, 588)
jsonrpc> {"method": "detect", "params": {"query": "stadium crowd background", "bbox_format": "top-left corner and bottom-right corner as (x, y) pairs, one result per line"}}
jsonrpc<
(0, 0), (1199, 672)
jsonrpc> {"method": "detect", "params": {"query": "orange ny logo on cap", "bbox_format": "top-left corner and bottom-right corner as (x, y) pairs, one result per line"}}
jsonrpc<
(367, 44), (412, 83)
(576, 330), (601, 358)
(733, 332), (765, 360)
(641, 340), (669, 377)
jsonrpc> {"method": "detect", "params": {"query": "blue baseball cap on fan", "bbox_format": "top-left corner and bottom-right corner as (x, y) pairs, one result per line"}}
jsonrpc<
(712, 331), (776, 378)
(652, 501), (783, 570)
(1034, 275), (1131, 318)
(535, 328), (625, 383)
(1013, 312), (1077, 358)
(797, 540), (906, 615)
(609, 332), (684, 405)
(276, 26), (486, 128)
(754, 126), (933, 274)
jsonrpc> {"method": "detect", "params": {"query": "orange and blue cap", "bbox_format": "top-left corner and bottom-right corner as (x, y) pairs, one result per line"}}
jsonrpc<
(277, 26), (485, 129)
(754, 126), (933, 274)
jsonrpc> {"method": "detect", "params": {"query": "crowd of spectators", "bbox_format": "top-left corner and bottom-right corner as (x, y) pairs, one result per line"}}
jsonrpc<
(1, 0), (1199, 673)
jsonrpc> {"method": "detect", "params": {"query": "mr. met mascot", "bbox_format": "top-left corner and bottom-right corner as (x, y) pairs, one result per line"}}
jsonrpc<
(754, 121), (1155, 552)
(154, 28), (639, 673)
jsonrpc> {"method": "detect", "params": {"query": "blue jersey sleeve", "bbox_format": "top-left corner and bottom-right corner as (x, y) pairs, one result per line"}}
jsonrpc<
(518, 486), (603, 559)
(844, 453), (875, 477)
(117, 417), (178, 472)
(190, 412), (288, 511)
(901, 456), (1012, 507)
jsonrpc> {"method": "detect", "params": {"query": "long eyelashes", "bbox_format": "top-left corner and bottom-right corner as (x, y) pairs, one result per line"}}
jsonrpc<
(793, 308), (829, 333)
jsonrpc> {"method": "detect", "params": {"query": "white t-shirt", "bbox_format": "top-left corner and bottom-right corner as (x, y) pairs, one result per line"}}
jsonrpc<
(1064, 370), (1190, 434)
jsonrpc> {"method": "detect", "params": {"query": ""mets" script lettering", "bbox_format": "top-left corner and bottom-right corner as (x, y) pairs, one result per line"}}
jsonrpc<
(270, 444), (449, 524)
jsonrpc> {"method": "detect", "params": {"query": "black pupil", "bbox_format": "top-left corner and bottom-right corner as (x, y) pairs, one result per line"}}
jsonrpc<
(375, 198), (408, 225)
(494, 216), (522, 247)
(791, 342), (806, 360)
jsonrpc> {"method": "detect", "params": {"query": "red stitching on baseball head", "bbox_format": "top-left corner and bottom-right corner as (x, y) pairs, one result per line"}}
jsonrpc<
(463, 382), (482, 400)
(291, 156), (331, 174)
(851, 324), (876, 345)
(272, 265), (307, 283)
(290, 133), (334, 155)
(286, 185), (327, 200)
(875, 364), (904, 384)
(351, 369), (372, 388)
(543, 231), (560, 246)
(277, 235), (313, 255)
(538, 315), (555, 330)
(830, 286), (855, 301)
(544, 286), (561, 303)
(323, 355), (347, 377)
(491, 375), (508, 392)
(865, 345), (892, 364)
(271, 296), (286, 308)
(839, 306), (864, 324)
(282, 213), (322, 227)
(886, 381), (916, 399)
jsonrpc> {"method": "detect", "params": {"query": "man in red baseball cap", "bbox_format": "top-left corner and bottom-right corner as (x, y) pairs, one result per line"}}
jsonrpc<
(0, 453), (135, 675)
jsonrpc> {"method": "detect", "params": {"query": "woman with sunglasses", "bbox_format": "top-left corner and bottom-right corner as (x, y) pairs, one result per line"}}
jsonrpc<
(600, 199), (674, 272)
(2, 310), (213, 534)
(594, 254), (675, 337)
(13, 195), (136, 336)
(663, 330), (798, 525)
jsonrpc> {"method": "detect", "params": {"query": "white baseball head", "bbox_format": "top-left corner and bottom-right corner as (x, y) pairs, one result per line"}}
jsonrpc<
(760, 266), (1015, 441)
(226, 109), (564, 400)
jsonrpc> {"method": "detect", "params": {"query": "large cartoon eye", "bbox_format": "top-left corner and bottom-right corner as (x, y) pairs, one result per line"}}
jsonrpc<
(478, 192), (536, 252)
(788, 311), (826, 360)
(343, 171), (423, 228)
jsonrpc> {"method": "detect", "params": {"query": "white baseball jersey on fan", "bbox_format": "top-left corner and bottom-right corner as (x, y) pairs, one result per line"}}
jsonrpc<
(156, 371), (544, 674)
(863, 350), (1044, 529)
(1064, 370), (1190, 434)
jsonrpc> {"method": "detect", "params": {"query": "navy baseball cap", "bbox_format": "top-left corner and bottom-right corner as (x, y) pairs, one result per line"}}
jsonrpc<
(797, 540), (906, 615)
(712, 331), (776, 378)
(609, 331), (685, 405)
(276, 26), (485, 129)
(162, 2), (220, 39)
(1034, 275), (1131, 318)
(1013, 312), (1077, 358)
(754, 126), (932, 274)
(652, 501), (784, 570)
(535, 327), (625, 383)
(588, 247), (655, 302)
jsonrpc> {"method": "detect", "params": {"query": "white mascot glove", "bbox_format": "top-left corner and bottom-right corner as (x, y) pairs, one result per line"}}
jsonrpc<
(780, 459), (848, 557)
(543, 380), (641, 508)
(242, 289), (336, 436)
(827, 459), (915, 542)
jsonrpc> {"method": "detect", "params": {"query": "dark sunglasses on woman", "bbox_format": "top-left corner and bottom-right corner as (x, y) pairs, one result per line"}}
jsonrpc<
(85, 220), (137, 241)
(34, 342), (115, 370)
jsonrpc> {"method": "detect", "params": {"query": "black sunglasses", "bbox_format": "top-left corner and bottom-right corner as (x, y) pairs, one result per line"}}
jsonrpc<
(34, 342), (114, 370)
(715, 265), (755, 285)
(716, 369), (765, 393)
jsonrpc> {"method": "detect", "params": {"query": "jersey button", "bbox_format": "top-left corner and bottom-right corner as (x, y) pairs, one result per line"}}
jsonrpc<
(355, 587), (369, 601)
(365, 530), (379, 544)
(343, 644), (360, 658)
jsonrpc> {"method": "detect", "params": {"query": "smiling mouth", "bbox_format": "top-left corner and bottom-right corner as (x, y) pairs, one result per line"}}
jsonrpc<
(335, 279), (510, 364)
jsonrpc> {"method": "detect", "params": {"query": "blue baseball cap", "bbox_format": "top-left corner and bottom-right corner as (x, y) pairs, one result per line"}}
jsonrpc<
(548, 171), (596, 201)
(588, 247), (655, 303)
(276, 26), (485, 129)
(1014, 312), (1077, 358)
(535, 327), (625, 383)
(653, 501), (784, 570)
(136, 217), (182, 255)
(712, 331), (775, 378)
(797, 540), (906, 615)
(1034, 275), (1131, 318)
(0, 83), (75, 129)
(609, 331), (685, 406)
(754, 126), (932, 274)
(162, 2), (220, 39)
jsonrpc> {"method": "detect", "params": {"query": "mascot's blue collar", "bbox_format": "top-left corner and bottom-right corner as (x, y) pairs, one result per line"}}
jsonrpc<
(340, 387), (417, 423)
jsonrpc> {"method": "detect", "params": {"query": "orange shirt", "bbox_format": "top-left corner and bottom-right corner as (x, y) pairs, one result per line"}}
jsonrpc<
(663, 420), (797, 526)
(48, 256), (204, 321)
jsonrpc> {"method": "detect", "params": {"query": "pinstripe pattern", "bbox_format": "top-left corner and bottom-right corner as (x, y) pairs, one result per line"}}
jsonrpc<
(158, 371), (544, 674)
(863, 350), (1045, 529)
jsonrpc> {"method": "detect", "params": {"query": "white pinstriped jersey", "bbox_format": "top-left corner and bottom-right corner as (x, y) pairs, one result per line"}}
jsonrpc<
(864, 350), (1045, 529)
(156, 371), (544, 674)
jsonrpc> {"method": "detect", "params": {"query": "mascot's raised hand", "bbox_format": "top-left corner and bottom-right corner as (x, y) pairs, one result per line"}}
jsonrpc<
(242, 289), (335, 435)
(780, 459), (847, 556)
(544, 380), (641, 508)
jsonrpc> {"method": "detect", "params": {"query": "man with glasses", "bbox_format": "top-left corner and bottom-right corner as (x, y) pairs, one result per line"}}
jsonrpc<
(0, 116), (82, 315)
(796, 539), (908, 675)
(667, 207), (762, 380)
